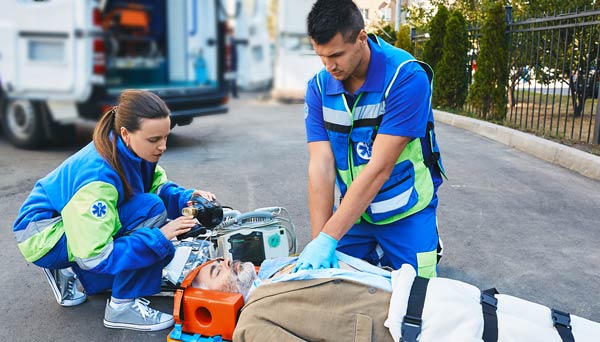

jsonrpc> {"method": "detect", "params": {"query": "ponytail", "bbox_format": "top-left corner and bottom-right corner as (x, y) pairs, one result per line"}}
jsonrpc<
(93, 106), (133, 200)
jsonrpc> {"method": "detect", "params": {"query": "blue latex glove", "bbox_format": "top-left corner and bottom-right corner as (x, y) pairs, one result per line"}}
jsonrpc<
(293, 232), (340, 272)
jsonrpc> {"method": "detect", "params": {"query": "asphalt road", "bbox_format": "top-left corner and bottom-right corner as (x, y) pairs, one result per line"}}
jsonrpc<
(1, 94), (599, 341)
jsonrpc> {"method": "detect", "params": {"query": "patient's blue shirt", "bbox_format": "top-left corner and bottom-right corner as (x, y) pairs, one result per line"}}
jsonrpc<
(251, 251), (392, 294)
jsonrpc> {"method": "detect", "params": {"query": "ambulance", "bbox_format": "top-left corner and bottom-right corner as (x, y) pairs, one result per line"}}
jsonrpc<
(0, 0), (231, 148)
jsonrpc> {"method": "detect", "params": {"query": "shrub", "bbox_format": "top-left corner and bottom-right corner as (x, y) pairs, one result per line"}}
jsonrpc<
(434, 10), (469, 109)
(395, 24), (414, 55)
(467, 1), (509, 120)
(422, 5), (450, 72)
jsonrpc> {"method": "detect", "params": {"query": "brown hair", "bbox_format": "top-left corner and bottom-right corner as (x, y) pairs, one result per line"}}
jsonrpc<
(93, 89), (170, 200)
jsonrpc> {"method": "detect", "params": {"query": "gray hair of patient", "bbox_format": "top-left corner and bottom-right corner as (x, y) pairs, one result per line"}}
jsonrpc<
(192, 264), (256, 298)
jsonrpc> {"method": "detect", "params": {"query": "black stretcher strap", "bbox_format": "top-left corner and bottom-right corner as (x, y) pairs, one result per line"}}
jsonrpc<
(481, 288), (499, 342)
(401, 276), (429, 342)
(552, 308), (575, 342)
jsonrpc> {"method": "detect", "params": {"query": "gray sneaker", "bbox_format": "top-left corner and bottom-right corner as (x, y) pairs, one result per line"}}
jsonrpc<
(42, 268), (87, 306)
(103, 298), (174, 331)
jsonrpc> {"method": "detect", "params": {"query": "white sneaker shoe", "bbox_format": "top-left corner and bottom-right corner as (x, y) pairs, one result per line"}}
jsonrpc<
(103, 298), (174, 331)
(42, 268), (87, 306)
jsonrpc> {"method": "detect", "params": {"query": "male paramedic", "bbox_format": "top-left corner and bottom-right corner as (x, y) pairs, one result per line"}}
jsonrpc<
(297, 0), (446, 276)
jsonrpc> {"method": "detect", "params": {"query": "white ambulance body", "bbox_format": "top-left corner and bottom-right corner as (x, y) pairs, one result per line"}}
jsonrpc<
(0, 0), (231, 148)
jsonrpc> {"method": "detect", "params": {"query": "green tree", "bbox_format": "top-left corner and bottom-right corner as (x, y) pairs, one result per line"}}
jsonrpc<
(422, 5), (449, 72)
(467, 1), (509, 121)
(519, 0), (592, 16)
(395, 24), (413, 55)
(404, 2), (436, 31)
(429, 0), (485, 22)
(434, 10), (469, 109)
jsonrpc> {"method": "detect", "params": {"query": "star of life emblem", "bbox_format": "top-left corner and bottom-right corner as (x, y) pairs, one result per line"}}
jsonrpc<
(90, 201), (108, 218)
(356, 142), (372, 160)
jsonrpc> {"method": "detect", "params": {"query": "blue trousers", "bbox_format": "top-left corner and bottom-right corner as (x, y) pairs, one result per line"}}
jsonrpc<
(34, 193), (173, 299)
(337, 198), (439, 273)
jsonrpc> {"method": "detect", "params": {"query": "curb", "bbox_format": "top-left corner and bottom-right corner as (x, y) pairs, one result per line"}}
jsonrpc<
(434, 110), (600, 181)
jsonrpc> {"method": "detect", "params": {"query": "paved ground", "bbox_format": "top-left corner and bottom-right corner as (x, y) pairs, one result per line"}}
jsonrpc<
(0, 94), (598, 341)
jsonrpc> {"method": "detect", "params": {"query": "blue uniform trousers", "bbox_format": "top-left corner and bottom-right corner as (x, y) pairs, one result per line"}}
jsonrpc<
(33, 193), (173, 299)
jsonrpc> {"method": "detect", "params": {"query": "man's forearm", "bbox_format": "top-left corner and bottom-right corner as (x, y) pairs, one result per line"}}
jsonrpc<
(321, 134), (411, 240)
(308, 163), (335, 238)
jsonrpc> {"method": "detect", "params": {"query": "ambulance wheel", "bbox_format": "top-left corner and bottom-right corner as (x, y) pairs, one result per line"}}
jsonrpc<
(1, 99), (45, 149)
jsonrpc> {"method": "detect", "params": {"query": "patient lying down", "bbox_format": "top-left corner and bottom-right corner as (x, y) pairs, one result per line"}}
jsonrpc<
(189, 254), (600, 342)
(190, 255), (368, 299)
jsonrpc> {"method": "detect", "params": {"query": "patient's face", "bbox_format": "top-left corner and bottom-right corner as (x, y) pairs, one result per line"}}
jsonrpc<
(193, 259), (257, 296)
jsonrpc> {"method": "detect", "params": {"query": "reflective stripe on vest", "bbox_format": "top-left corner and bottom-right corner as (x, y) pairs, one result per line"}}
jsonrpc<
(316, 37), (435, 224)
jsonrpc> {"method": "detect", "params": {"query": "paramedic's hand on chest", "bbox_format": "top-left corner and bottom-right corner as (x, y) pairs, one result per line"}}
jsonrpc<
(293, 232), (339, 271)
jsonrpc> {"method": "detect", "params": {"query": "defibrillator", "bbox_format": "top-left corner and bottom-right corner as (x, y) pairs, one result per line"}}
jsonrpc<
(162, 205), (297, 290)
(215, 208), (294, 266)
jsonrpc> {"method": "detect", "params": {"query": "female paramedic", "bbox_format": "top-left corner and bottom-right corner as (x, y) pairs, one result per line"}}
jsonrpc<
(12, 89), (216, 332)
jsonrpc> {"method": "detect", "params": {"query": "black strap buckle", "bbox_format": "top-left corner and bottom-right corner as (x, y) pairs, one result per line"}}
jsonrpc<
(400, 315), (422, 342)
(480, 291), (498, 308)
(552, 309), (572, 329)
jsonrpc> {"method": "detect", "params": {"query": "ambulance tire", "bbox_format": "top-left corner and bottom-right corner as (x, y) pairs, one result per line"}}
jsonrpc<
(1, 99), (46, 149)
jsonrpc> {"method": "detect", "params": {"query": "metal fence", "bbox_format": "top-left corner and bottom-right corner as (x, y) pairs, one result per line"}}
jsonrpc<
(412, 8), (600, 145)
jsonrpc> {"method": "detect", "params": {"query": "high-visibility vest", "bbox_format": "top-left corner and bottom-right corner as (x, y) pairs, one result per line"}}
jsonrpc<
(314, 35), (445, 224)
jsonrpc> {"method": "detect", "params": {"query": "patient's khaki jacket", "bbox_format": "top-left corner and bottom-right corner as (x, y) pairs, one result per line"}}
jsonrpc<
(233, 278), (394, 342)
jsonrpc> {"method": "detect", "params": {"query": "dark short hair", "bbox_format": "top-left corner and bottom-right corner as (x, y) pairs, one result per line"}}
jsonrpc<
(307, 0), (365, 45)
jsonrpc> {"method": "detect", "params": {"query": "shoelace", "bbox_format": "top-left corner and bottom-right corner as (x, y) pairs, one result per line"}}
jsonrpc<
(58, 270), (77, 300)
(132, 298), (161, 321)
(64, 277), (77, 299)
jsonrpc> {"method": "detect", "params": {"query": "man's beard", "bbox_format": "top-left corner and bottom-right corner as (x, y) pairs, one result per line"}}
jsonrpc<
(223, 261), (257, 297)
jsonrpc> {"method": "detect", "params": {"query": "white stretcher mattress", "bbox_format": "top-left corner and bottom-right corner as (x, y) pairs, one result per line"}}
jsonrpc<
(385, 265), (600, 342)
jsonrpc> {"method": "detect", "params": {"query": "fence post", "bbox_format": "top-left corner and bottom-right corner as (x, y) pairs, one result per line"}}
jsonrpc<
(504, 5), (513, 24)
(594, 91), (600, 144)
(595, 29), (600, 144)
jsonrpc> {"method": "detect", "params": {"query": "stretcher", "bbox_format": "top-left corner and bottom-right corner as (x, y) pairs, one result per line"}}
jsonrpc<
(168, 259), (600, 341)
(386, 264), (600, 342)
